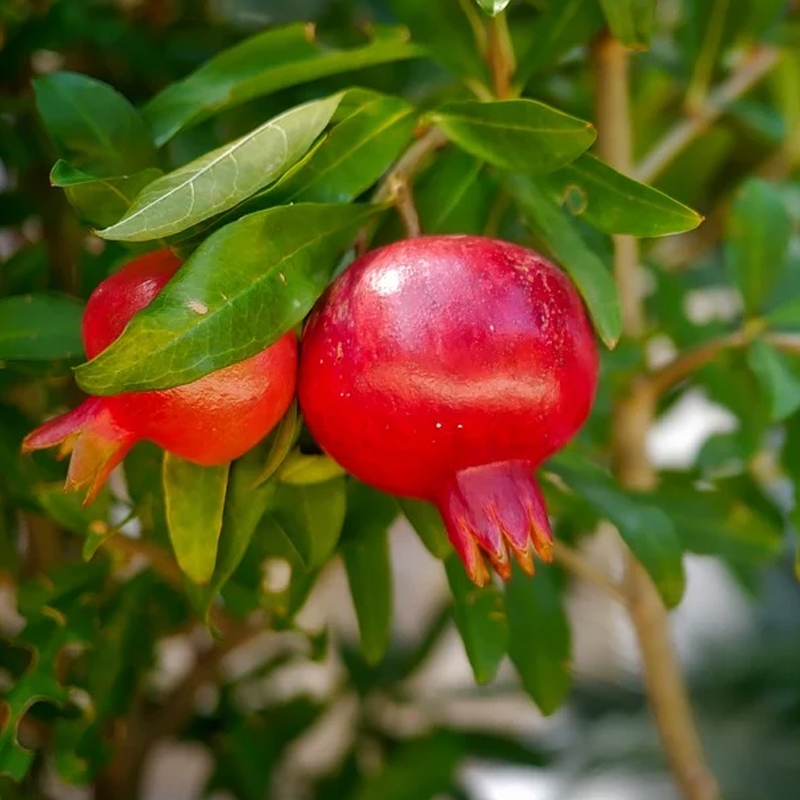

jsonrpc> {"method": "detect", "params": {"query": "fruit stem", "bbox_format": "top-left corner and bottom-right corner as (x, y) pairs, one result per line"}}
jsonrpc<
(551, 541), (626, 604)
(386, 172), (421, 238)
(595, 32), (720, 800)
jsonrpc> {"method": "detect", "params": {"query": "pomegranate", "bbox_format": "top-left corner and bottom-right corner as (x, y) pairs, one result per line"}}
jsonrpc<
(24, 249), (297, 505)
(298, 235), (598, 585)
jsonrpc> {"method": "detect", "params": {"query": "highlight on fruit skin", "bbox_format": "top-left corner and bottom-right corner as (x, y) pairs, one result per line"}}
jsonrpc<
(23, 248), (298, 506)
(298, 234), (599, 585)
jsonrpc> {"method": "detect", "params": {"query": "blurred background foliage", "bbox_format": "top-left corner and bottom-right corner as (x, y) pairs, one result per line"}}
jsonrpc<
(2, 1), (800, 799)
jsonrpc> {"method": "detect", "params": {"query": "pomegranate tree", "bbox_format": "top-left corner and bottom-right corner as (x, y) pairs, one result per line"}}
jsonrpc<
(24, 249), (297, 504)
(299, 235), (598, 585)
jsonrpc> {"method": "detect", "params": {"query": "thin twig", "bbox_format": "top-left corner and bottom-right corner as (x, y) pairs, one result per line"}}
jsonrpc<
(552, 541), (626, 604)
(596, 33), (721, 800)
(636, 46), (779, 184)
(386, 173), (421, 238)
(487, 12), (515, 100)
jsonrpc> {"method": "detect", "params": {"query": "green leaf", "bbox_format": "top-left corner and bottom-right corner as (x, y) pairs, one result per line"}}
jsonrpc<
(143, 24), (422, 144)
(255, 401), (302, 486)
(549, 454), (685, 607)
(598, 0), (656, 49)
(264, 92), (416, 205)
(765, 294), (800, 329)
(747, 339), (800, 421)
(725, 178), (792, 315)
(505, 562), (571, 715)
(388, 0), (490, 83)
(544, 154), (703, 237)
(515, 0), (605, 85)
(341, 482), (397, 665)
(268, 477), (347, 571)
(278, 453), (346, 485)
(0, 294), (84, 361)
(398, 498), (453, 559)
(510, 175), (622, 348)
(431, 99), (596, 175)
(474, 0), (511, 15)
(33, 71), (156, 175)
(194, 449), (276, 620)
(163, 454), (229, 584)
(76, 202), (379, 395)
(445, 554), (507, 684)
(50, 160), (162, 229)
(99, 95), (342, 242)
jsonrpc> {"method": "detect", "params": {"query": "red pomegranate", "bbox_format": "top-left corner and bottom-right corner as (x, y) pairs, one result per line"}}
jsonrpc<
(24, 249), (297, 505)
(299, 235), (598, 585)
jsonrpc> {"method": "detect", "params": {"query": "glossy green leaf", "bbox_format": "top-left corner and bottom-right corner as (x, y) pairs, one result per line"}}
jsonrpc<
(268, 477), (347, 570)
(76, 203), (380, 395)
(194, 449), (277, 620)
(278, 453), (347, 485)
(0, 294), (84, 361)
(255, 401), (302, 486)
(747, 339), (800, 421)
(99, 95), (341, 242)
(510, 175), (622, 348)
(33, 71), (156, 175)
(264, 92), (416, 205)
(341, 482), (398, 665)
(144, 24), (422, 144)
(544, 154), (703, 237)
(549, 454), (685, 607)
(398, 498), (453, 559)
(505, 562), (571, 715)
(388, 0), (490, 82)
(474, 0), (511, 14)
(725, 178), (792, 315)
(598, 0), (656, 48)
(163, 454), (229, 584)
(50, 160), (162, 228)
(446, 554), (508, 684)
(432, 99), (596, 175)
(515, 0), (605, 85)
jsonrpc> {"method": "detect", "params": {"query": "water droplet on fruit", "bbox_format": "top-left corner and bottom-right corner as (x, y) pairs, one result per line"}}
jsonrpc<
(435, 422), (442, 429)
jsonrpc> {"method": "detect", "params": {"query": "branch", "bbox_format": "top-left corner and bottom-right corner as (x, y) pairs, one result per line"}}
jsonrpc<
(552, 541), (626, 604)
(636, 46), (779, 184)
(595, 33), (720, 800)
(487, 12), (516, 100)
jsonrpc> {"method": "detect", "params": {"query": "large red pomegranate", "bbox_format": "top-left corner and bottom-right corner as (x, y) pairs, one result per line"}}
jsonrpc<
(24, 249), (297, 504)
(299, 235), (598, 585)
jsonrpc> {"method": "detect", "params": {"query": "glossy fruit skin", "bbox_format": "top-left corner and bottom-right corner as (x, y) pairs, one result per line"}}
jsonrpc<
(298, 235), (598, 584)
(24, 249), (297, 503)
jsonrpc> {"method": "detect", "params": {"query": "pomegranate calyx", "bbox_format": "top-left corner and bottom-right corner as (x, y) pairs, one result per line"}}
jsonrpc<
(22, 397), (137, 507)
(437, 461), (554, 586)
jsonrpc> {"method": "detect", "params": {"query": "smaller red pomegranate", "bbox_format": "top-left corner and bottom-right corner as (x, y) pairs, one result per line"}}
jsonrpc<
(299, 235), (598, 585)
(24, 249), (297, 505)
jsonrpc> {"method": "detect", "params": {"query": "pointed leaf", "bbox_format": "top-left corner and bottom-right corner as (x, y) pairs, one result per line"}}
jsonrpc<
(341, 482), (397, 665)
(431, 99), (596, 175)
(446, 554), (508, 684)
(505, 562), (571, 715)
(76, 202), (380, 395)
(99, 95), (341, 242)
(544, 153), (703, 237)
(268, 477), (347, 570)
(255, 401), (301, 486)
(33, 71), (156, 174)
(163, 454), (229, 584)
(194, 449), (277, 619)
(144, 24), (422, 144)
(725, 178), (792, 315)
(549, 454), (685, 607)
(399, 498), (453, 559)
(598, 0), (656, 49)
(50, 160), (162, 228)
(278, 453), (346, 485)
(510, 175), (621, 348)
(0, 294), (84, 361)
(264, 92), (416, 205)
(747, 339), (800, 421)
